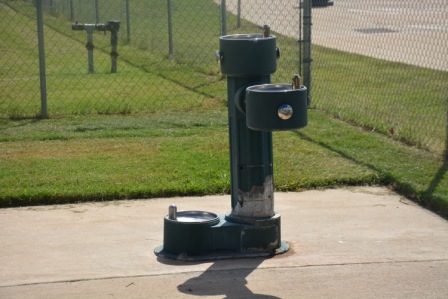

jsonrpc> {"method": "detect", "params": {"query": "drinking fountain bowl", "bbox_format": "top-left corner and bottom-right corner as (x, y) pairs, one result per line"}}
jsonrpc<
(218, 34), (278, 76)
(246, 84), (308, 131)
(162, 210), (220, 256)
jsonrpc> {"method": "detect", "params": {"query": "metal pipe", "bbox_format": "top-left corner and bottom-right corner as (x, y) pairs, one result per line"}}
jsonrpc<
(85, 25), (95, 74)
(108, 21), (120, 73)
(125, 0), (131, 42)
(35, 0), (48, 119)
(72, 21), (120, 73)
(167, 0), (173, 58)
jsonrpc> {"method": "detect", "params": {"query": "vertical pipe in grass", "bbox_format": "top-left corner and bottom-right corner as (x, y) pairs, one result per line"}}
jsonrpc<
(35, 0), (48, 119)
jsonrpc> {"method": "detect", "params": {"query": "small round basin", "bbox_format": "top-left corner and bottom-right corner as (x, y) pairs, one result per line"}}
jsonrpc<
(165, 210), (219, 225)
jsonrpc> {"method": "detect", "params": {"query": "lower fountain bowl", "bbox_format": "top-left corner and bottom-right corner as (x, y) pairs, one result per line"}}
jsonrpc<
(162, 210), (219, 256)
(246, 84), (308, 131)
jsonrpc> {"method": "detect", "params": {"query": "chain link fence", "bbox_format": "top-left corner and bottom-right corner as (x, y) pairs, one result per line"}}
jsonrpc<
(308, 0), (448, 156)
(1, 0), (447, 156)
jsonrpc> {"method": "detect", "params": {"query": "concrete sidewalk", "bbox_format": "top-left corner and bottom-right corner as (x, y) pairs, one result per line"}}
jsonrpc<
(1, 187), (447, 298)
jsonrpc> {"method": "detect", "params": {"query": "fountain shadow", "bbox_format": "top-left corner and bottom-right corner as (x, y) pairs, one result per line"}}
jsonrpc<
(175, 257), (280, 298)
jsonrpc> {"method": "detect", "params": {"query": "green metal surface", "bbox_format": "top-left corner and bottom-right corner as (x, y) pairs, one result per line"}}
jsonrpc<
(246, 84), (308, 131)
(219, 33), (278, 219)
(219, 34), (277, 77)
(226, 75), (274, 218)
(155, 214), (285, 260)
(155, 32), (309, 260)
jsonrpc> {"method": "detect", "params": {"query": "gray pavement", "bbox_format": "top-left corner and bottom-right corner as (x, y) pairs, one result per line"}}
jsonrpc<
(1, 187), (448, 298)
(222, 0), (448, 71)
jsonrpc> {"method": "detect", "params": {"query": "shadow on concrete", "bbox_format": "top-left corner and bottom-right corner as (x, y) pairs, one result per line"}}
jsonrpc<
(157, 256), (279, 297)
(176, 258), (280, 298)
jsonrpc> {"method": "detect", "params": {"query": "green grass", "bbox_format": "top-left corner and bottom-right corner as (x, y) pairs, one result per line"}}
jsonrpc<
(0, 111), (229, 204)
(312, 46), (448, 154)
(1, 0), (227, 119)
(1, 110), (447, 219)
(2, 0), (446, 155)
(0, 0), (447, 218)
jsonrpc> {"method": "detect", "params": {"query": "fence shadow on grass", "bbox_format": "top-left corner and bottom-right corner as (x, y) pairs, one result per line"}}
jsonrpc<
(422, 160), (448, 204)
(292, 130), (447, 218)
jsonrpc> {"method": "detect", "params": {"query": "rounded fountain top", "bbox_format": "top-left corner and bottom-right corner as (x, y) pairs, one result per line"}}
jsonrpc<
(218, 33), (278, 76)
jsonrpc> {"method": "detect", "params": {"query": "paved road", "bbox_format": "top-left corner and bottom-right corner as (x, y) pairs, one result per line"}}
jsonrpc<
(223, 0), (448, 71)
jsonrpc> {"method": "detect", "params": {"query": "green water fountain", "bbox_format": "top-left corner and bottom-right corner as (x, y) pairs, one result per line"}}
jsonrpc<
(154, 26), (308, 261)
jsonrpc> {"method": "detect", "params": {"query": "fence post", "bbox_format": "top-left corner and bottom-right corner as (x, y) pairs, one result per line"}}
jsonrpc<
(167, 0), (173, 58)
(237, 0), (241, 28)
(302, 0), (312, 107)
(49, 0), (54, 14)
(69, 0), (74, 21)
(298, 0), (302, 76)
(445, 97), (448, 159)
(220, 0), (227, 36)
(35, 0), (48, 119)
(126, 0), (131, 42)
(95, 0), (99, 23)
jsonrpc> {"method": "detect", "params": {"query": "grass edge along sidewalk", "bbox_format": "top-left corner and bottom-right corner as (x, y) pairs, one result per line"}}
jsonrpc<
(0, 110), (447, 218)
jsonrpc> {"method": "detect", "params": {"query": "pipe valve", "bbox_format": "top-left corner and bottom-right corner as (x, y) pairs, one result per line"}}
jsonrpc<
(71, 20), (121, 73)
